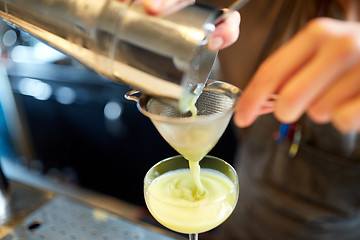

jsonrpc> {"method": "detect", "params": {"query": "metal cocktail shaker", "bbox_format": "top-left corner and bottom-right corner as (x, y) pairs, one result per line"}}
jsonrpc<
(0, 0), (219, 102)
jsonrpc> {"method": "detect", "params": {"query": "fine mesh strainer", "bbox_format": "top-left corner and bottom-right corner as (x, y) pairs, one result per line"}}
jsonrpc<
(125, 80), (240, 161)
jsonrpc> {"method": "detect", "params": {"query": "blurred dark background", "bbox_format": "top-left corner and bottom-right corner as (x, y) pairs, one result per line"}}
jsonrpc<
(0, 21), (238, 206)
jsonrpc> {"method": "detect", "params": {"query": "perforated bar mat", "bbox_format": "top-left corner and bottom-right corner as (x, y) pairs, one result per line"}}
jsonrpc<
(1, 196), (180, 240)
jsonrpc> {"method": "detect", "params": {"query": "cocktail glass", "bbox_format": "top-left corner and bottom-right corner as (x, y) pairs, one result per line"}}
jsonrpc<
(144, 155), (239, 240)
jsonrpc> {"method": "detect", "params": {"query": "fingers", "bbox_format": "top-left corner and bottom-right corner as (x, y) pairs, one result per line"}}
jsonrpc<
(307, 62), (360, 124)
(142, 0), (194, 15)
(332, 95), (360, 133)
(274, 33), (360, 123)
(208, 10), (241, 50)
(234, 18), (360, 132)
(234, 19), (325, 127)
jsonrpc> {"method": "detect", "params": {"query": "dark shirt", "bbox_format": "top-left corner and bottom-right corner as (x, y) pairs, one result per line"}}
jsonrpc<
(216, 0), (360, 239)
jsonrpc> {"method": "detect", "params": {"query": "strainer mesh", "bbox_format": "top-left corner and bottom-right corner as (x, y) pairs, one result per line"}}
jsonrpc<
(146, 90), (234, 118)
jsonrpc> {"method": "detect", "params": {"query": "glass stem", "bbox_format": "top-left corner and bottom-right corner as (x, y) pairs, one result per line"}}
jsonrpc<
(189, 233), (198, 240)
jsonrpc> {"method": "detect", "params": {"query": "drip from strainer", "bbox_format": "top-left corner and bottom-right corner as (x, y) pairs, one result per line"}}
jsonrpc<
(125, 80), (240, 162)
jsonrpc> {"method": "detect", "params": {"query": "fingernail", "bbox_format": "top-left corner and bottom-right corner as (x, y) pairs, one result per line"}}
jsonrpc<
(208, 37), (224, 50)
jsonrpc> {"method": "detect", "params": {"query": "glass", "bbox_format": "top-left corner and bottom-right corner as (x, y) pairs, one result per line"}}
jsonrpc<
(144, 155), (239, 240)
(126, 80), (240, 163)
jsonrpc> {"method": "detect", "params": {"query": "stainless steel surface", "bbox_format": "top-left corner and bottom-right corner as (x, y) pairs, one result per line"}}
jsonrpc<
(214, 0), (250, 25)
(0, 0), (219, 102)
(129, 80), (240, 122)
(1, 196), (182, 240)
(0, 159), (186, 240)
(0, 181), (54, 238)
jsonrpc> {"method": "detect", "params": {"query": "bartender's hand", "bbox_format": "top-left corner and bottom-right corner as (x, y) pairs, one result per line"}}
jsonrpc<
(142, 0), (241, 50)
(235, 18), (360, 133)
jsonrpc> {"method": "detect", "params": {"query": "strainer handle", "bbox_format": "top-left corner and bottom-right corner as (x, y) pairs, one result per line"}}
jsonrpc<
(124, 90), (140, 103)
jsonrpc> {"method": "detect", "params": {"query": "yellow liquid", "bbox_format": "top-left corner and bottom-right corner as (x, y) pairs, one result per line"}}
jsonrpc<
(148, 89), (236, 233)
(177, 91), (207, 194)
(175, 90), (225, 196)
(178, 91), (198, 116)
(145, 168), (237, 234)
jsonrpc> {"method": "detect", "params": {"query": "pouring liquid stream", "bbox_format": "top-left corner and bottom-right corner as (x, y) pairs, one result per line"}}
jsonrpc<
(161, 0), (251, 196)
(178, 91), (205, 197)
(146, 80), (238, 203)
(144, 80), (239, 234)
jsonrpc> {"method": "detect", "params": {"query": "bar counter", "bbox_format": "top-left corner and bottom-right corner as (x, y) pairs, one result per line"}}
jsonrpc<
(0, 158), (185, 240)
